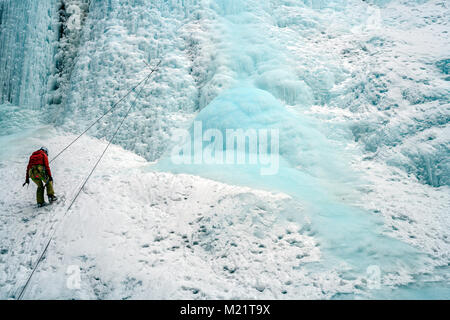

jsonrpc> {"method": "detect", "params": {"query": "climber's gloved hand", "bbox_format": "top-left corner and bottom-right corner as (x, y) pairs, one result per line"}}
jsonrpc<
(23, 178), (29, 187)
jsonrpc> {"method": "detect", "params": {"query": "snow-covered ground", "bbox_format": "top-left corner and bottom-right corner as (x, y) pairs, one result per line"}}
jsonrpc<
(0, 126), (321, 299)
(0, 124), (448, 299)
(0, 0), (449, 299)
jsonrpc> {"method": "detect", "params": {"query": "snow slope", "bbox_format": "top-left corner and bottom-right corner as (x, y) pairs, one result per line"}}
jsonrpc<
(0, 0), (449, 299)
(0, 126), (322, 299)
(0, 122), (448, 299)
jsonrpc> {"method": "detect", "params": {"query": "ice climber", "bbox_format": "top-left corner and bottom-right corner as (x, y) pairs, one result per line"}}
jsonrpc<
(23, 147), (57, 207)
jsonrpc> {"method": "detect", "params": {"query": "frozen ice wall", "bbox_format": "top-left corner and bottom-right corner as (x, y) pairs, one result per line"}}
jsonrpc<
(0, 0), (447, 187)
(155, 0), (443, 296)
(0, 0), (58, 109)
(58, 0), (207, 160)
(0, 0), (449, 299)
(5, 0), (442, 189)
(328, 0), (450, 187)
(48, 0), (91, 108)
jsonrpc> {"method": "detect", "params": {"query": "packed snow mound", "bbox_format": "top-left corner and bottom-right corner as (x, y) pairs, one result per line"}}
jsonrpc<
(0, 103), (44, 136)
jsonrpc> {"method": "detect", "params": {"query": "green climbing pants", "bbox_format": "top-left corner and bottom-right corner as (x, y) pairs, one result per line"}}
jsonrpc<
(29, 165), (55, 205)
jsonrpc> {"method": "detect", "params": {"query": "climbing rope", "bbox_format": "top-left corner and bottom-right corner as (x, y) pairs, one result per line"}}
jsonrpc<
(16, 62), (159, 300)
(50, 60), (161, 164)
(13, 5), (211, 299)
